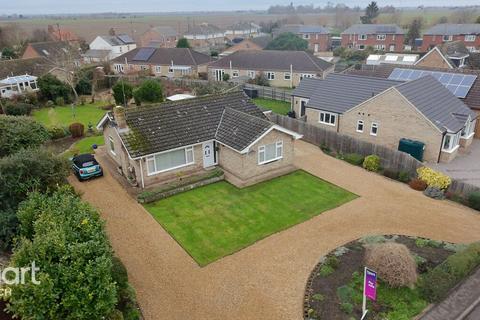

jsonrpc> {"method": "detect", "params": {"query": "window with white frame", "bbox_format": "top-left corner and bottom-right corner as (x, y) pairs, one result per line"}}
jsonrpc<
(303, 34), (310, 39)
(461, 120), (475, 138)
(319, 111), (336, 126)
(232, 70), (239, 77)
(359, 34), (367, 40)
(356, 120), (364, 133)
(370, 122), (378, 136)
(168, 67), (174, 74)
(358, 44), (366, 50)
(266, 72), (275, 80)
(109, 136), (116, 155)
(247, 70), (256, 79)
(114, 64), (124, 72)
(284, 72), (291, 80)
(300, 73), (315, 79)
(146, 146), (194, 175)
(465, 35), (476, 42)
(443, 35), (453, 42)
(375, 44), (386, 50)
(377, 34), (386, 41)
(442, 132), (461, 152)
(258, 141), (283, 164)
(155, 66), (162, 73)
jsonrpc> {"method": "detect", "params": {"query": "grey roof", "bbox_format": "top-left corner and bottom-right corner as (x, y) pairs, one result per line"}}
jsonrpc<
(250, 35), (272, 49)
(216, 107), (273, 151)
(227, 22), (260, 31)
(208, 50), (333, 73)
(341, 24), (405, 35)
(100, 34), (135, 46)
(277, 24), (330, 35)
(424, 24), (480, 36)
(117, 91), (270, 158)
(83, 49), (110, 59)
(112, 47), (211, 66)
(150, 26), (178, 37)
(305, 73), (402, 113)
(0, 57), (52, 79)
(185, 24), (223, 36)
(395, 75), (476, 133)
(292, 77), (323, 98)
(28, 41), (80, 60)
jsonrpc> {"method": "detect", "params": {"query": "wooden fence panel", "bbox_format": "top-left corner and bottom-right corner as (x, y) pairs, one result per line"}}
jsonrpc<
(243, 84), (293, 102)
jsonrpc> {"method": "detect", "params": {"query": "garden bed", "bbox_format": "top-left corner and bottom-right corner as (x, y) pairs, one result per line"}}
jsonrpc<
(304, 235), (464, 320)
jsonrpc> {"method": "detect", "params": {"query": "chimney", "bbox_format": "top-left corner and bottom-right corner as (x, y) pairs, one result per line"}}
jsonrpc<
(114, 106), (127, 129)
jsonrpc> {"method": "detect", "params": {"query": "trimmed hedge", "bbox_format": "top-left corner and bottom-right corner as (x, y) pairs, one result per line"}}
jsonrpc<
(4, 103), (34, 116)
(419, 242), (480, 302)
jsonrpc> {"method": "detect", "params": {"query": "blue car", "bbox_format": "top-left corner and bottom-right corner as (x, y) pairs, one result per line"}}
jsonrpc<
(72, 154), (103, 181)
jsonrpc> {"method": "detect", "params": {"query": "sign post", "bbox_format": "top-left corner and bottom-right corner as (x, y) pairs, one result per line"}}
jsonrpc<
(361, 267), (377, 320)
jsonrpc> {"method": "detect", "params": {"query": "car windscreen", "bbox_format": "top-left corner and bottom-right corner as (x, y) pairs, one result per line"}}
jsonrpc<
(82, 161), (97, 167)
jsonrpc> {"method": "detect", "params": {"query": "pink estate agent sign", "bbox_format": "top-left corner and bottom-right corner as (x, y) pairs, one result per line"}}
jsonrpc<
(364, 268), (377, 301)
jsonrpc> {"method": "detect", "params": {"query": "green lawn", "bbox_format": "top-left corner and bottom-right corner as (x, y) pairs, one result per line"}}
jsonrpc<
(63, 135), (105, 158)
(253, 98), (291, 115)
(144, 170), (357, 266)
(32, 102), (107, 128)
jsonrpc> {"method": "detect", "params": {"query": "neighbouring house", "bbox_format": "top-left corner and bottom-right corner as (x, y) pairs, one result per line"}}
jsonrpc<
(96, 91), (302, 188)
(274, 24), (331, 53)
(84, 34), (137, 63)
(421, 24), (480, 53)
(366, 53), (419, 66)
(0, 57), (52, 79)
(219, 36), (271, 57)
(22, 41), (81, 65)
(208, 50), (334, 87)
(224, 22), (261, 40)
(110, 47), (211, 78)
(341, 24), (405, 52)
(291, 73), (476, 163)
(183, 23), (225, 49)
(415, 41), (471, 69)
(344, 64), (480, 138)
(47, 24), (79, 43)
(139, 26), (179, 48)
(0, 75), (39, 99)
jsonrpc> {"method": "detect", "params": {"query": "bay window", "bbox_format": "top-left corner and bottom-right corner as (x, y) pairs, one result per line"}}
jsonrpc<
(319, 111), (336, 126)
(258, 141), (283, 164)
(146, 146), (194, 175)
(442, 132), (461, 152)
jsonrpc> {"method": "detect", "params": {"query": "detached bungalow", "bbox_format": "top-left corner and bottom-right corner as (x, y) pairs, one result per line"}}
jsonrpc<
(97, 91), (302, 188)
(110, 47), (211, 78)
(292, 74), (476, 163)
(208, 50), (334, 87)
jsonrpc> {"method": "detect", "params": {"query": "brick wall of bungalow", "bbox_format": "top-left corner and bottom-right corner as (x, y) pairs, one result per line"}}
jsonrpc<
(295, 89), (474, 163)
(208, 67), (334, 87)
(111, 62), (207, 78)
(415, 50), (452, 69)
(218, 129), (295, 181)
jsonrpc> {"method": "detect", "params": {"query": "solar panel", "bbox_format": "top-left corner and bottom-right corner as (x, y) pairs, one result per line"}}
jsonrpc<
(388, 68), (477, 98)
(133, 48), (156, 61)
(117, 34), (134, 44)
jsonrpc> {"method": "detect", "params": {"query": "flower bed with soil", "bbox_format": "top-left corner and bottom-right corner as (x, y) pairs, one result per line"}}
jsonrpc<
(304, 235), (466, 320)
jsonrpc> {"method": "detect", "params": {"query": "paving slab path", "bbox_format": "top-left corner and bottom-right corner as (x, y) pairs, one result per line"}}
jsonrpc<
(70, 140), (480, 320)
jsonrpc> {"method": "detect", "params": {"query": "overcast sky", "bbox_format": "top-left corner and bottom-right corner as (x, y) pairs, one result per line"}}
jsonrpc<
(2, 0), (475, 15)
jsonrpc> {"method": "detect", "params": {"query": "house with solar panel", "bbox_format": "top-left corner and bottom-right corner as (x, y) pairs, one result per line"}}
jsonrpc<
(0, 75), (39, 99)
(110, 47), (211, 78)
(84, 34), (137, 63)
(341, 24), (405, 52)
(292, 73), (477, 163)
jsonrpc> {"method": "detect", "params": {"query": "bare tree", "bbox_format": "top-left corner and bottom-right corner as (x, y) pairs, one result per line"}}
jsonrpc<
(31, 29), (49, 42)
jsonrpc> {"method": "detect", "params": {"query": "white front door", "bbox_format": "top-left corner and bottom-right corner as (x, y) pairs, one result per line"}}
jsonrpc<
(202, 141), (216, 168)
(314, 44), (319, 52)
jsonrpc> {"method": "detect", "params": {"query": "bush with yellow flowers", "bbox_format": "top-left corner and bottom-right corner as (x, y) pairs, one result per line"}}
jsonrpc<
(417, 167), (451, 190)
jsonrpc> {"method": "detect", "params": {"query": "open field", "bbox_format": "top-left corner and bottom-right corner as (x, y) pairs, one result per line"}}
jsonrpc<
(144, 170), (357, 266)
(32, 102), (107, 128)
(2, 8), (478, 42)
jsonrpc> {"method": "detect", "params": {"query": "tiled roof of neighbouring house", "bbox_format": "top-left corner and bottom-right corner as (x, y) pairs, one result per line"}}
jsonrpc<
(150, 26), (178, 37)
(424, 24), (480, 36)
(99, 34), (136, 46)
(294, 73), (475, 133)
(277, 24), (330, 35)
(28, 41), (80, 60)
(185, 23), (223, 36)
(83, 49), (110, 59)
(344, 64), (480, 110)
(250, 36), (272, 49)
(341, 24), (405, 35)
(117, 91), (270, 158)
(0, 57), (52, 79)
(112, 47), (211, 66)
(292, 77), (323, 98)
(208, 50), (333, 72)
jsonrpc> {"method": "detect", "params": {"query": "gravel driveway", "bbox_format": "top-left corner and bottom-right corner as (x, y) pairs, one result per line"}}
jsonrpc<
(70, 140), (480, 320)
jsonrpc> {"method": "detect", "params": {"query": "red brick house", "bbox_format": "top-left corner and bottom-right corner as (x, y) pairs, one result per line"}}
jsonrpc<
(274, 25), (331, 53)
(341, 24), (405, 52)
(139, 26), (179, 48)
(421, 24), (480, 53)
